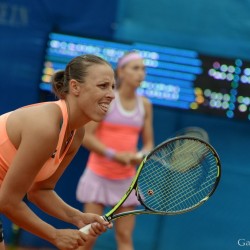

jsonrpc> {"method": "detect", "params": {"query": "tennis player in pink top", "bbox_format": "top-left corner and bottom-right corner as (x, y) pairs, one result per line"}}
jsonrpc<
(0, 55), (113, 249)
(76, 51), (154, 250)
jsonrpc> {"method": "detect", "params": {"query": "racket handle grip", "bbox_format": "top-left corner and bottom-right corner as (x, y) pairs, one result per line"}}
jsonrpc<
(79, 224), (92, 235)
(79, 216), (107, 235)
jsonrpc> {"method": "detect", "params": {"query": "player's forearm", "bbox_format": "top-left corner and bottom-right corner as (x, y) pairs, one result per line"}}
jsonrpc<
(27, 189), (81, 227)
(83, 134), (110, 156)
(141, 143), (154, 154)
(0, 200), (56, 244)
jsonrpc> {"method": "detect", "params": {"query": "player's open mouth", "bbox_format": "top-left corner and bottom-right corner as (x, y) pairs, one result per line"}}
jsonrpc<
(99, 103), (110, 113)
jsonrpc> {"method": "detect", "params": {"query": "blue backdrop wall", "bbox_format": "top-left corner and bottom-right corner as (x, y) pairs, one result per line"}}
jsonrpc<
(1, 0), (250, 249)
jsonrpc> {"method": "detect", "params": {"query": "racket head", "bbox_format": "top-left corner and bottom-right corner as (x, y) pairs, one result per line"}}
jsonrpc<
(135, 136), (221, 215)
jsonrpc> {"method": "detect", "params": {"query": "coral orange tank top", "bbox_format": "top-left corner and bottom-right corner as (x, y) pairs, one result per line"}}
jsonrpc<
(0, 100), (75, 187)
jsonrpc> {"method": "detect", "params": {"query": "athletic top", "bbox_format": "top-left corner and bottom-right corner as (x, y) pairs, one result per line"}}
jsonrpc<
(0, 100), (75, 187)
(87, 92), (145, 180)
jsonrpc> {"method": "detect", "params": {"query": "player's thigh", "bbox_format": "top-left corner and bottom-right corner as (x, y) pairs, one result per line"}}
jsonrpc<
(115, 206), (136, 233)
(84, 202), (104, 215)
(0, 242), (4, 250)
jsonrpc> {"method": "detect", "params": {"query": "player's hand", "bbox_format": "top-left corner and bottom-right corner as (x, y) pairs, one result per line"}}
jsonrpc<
(113, 152), (133, 165)
(130, 152), (144, 165)
(75, 212), (112, 236)
(52, 229), (87, 249)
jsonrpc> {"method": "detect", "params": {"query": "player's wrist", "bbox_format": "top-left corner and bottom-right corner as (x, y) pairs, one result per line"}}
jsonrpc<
(68, 208), (83, 227)
(104, 148), (116, 160)
(43, 225), (58, 245)
(136, 150), (149, 158)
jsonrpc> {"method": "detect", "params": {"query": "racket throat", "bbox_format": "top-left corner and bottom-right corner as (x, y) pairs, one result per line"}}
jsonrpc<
(105, 209), (151, 221)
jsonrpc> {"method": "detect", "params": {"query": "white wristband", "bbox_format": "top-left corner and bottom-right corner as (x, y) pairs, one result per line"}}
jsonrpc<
(104, 148), (116, 159)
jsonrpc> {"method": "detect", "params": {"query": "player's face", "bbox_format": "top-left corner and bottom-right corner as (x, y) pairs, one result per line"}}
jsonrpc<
(119, 59), (146, 88)
(78, 64), (115, 122)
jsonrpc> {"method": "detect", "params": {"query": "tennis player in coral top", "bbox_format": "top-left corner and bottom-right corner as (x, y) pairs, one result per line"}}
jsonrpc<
(76, 51), (154, 250)
(0, 55), (113, 249)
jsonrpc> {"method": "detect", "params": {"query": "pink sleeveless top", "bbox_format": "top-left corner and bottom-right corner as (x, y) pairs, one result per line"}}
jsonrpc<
(0, 100), (75, 187)
(87, 92), (145, 180)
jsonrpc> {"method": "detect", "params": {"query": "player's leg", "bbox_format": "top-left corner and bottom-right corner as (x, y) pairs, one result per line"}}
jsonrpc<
(115, 206), (135, 250)
(78, 202), (104, 250)
(0, 220), (5, 250)
(0, 241), (4, 250)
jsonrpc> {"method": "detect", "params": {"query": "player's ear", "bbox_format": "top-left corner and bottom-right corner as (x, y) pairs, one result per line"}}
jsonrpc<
(70, 79), (81, 96)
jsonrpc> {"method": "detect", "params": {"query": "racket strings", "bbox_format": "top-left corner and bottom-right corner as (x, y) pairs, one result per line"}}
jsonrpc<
(139, 164), (205, 211)
(150, 140), (208, 173)
(141, 141), (208, 189)
(138, 141), (202, 193)
(169, 141), (208, 172)
(158, 155), (217, 210)
(155, 148), (217, 210)
(151, 140), (210, 177)
(137, 139), (219, 213)
(168, 173), (217, 211)
(162, 153), (216, 199)
(140, 156), (215, 212)
(164, 170), (217, 211)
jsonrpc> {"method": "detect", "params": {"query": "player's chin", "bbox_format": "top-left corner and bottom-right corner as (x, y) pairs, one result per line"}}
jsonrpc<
(91, 114), (106, 122)
(91, 109), (108, 121)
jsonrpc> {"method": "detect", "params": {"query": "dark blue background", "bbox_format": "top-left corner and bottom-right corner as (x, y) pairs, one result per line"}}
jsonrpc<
(1, 1), (250, 249)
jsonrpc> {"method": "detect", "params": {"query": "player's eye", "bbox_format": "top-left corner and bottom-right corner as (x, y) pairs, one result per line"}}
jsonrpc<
(133, 66), (140, 70)
(99, 83), (108, 89)
(132, 65), (145, 72)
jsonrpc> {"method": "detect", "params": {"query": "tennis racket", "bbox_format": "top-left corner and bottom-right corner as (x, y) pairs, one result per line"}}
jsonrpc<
(168, 127), (210, 172)
(80, 136), (221, 234)
(135, 127), (208, 160)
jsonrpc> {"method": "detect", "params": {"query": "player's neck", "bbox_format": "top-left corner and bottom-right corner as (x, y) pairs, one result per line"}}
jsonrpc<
(65, 98), (90, 129)
(118, 86), (136, 100)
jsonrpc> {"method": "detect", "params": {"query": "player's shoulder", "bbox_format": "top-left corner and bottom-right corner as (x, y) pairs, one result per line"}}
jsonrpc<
(28, 102), (61, 123)
(140, 95), (152, 108)
(17, 102), (62, 136)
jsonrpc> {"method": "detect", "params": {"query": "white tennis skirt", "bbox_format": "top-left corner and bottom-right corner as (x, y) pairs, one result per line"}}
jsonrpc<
(76, 168), (140, 207)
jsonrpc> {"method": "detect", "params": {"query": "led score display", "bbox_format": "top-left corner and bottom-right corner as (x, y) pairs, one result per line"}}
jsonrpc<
(40, 33), (250, 121)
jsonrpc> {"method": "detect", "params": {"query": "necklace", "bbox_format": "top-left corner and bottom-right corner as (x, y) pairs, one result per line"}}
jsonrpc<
(65, 130), (74, 146)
